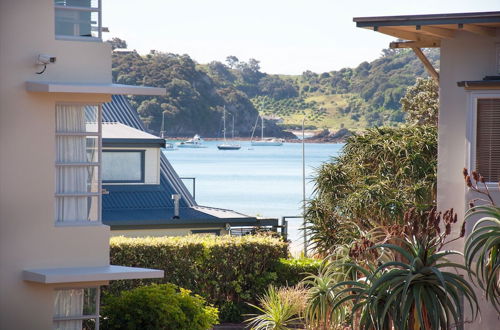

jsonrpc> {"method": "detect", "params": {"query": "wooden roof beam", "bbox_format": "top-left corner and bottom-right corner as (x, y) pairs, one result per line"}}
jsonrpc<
(460, 24), (497, 37)
(390, 40), (440, 49)
(377, 26), (440, 43)
(419, 26), (455, 39)
(411, 47), (439, 83)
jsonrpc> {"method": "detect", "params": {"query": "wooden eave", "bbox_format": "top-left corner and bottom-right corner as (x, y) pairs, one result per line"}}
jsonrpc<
(353, 12), (500, 47)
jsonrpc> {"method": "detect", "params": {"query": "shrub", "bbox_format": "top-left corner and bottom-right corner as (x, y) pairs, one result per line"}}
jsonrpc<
(275, 258), (321, 286)
(101, 284), (219, 330)
(109, 235), (288, 322)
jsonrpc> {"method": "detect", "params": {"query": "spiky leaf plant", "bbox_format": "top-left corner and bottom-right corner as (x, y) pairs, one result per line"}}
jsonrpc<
(331, 208), (479, 330)
(463, 169), (500, 311)
(464, 206), (500, 311)
(245, 285), (305, 330)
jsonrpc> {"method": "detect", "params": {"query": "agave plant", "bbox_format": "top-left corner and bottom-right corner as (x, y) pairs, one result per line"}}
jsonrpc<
(331, 208), (479, 330)
(246, 285), (305, 330)
(463, 169), (500, 311)
(464, 205), (500, 311)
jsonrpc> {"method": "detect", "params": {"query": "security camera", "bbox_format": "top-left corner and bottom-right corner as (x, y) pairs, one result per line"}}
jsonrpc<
(37, 54), (56, 65)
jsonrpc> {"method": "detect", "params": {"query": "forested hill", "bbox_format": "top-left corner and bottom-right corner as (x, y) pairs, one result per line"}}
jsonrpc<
(110, 40), (438, 137)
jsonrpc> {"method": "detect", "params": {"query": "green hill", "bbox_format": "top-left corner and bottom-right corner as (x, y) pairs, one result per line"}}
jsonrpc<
(110, 40), (438, 136)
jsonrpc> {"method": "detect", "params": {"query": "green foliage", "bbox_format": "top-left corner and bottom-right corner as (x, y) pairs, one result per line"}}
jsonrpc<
(110, 39), (439, 133)
(109, 235), (288, 322)
(101, 284), (218, 330)
(465, 204), (500, 311)
(246, 285), (305, 330)
(306, 125), (437, 254)
(330, 208), (478, 330)
(302, 261), (349, 329)
(275, 257), (321, 287)
(400, 77), (439, 125)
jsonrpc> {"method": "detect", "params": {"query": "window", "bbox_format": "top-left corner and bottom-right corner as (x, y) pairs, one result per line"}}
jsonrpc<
(55, 104), (101, 224)
(55, 0), (102, 40)
(102, 150), (145, 183)
(475, 98), (500, 182)
(53, 287), (99, 330)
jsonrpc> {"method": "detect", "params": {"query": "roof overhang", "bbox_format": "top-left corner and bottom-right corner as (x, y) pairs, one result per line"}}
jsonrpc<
(23, 265), (164, 284)
(353, 11), (500, 83)
(26, 81), (166, 96)
(103, 138), (166, 148)
(457, 79), (500, 90)
(353, 11), (500, 48)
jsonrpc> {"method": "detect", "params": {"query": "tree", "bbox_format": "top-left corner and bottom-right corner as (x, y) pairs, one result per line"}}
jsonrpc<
(306, 126), (437, 254)
(106, 37), (127, 50)
(225, 55), (239, 69)
(400, 77), (439, 125)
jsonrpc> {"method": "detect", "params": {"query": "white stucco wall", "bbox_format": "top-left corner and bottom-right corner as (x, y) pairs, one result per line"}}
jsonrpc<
(0, 1), (113, 328)
(438, 30), (500, 329)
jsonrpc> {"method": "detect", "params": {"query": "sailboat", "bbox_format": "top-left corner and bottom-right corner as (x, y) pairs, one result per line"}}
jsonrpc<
(218, 107), (241, 150)
(251, 116), (284, 146)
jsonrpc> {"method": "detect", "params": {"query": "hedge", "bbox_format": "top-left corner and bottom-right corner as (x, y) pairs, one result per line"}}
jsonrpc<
(108, 235), (289, 322)
(275, 257), (322, 286)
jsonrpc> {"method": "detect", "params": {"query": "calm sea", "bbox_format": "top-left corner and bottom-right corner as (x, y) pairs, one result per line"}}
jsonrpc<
(163, 140), (343, 250)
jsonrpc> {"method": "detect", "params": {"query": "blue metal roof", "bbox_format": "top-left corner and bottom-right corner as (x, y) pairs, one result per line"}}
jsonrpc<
(100, 95), (266, 227)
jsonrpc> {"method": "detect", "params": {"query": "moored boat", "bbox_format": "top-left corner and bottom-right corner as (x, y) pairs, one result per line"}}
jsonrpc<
(250, 116), (284, 146)
(177, 134), (206, 148)
(217, 107), (241, 150)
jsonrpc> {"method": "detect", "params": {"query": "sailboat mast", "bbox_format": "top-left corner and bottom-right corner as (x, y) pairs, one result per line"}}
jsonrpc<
(232, 115), (235, 140)
(223, 106), (227, 142)
(261, 116), (264, 140)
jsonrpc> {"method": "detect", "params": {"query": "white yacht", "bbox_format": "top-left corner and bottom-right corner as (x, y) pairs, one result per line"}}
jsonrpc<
(217, 107), (241, 150)
(177, 134), (206, 148)
(251, 116), (284, 146)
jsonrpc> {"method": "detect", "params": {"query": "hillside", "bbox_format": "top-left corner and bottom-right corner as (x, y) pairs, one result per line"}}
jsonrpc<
(110, 40), (438, 136)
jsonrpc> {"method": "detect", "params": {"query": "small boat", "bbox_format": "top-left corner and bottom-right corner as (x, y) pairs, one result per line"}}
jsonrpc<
(177, 134), (206, 148)
(250, 116), (284, 146)
(251, 137), (284, 146)
(163, 142), (177, 151)
(217, 107), (241, 150)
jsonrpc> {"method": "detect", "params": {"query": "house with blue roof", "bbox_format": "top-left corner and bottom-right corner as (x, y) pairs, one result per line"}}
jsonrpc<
(100, 95), (281, 237)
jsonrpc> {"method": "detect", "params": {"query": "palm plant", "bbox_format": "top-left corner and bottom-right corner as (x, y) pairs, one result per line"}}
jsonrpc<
(463, 169), (500, 311)
(331, 208), (479, 330)
(246, 285), (305, 330)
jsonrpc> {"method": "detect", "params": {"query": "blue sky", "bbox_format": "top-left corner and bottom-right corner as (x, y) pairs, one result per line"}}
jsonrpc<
(103, 0), (499, 74)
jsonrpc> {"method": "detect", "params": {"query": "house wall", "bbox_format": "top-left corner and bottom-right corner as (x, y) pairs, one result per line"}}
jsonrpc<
(0, 1), (112, 328)
(438, 30), (500, 329)
(103, 147), (161, 184)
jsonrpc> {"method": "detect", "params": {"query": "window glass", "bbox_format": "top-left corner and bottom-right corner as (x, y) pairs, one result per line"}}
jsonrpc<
(102, 151), (144, 182)
(54, 0), (101, 39)
(54, 288), (98, 330)
(55, 105), (101, 223)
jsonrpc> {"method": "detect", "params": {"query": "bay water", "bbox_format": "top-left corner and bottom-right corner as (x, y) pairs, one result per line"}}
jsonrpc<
(163, 140), (343, 252)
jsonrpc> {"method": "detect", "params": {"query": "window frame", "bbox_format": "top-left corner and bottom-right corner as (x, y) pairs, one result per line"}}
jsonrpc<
(55, 103), (102, 226)
(53, 286), (100, 330)
(54, 0), (102, 41)
(102, 149), (146, 184)
(466, 91), (500, 187)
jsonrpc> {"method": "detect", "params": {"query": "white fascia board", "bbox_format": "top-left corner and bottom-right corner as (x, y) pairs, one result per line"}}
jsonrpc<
(23, 265), (164, 284)
(26, 81), (166, 96)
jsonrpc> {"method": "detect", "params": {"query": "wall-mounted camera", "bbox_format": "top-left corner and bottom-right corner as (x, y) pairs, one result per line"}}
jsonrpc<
(37, 54), (56, 65)
(36, 54), (56, 74)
